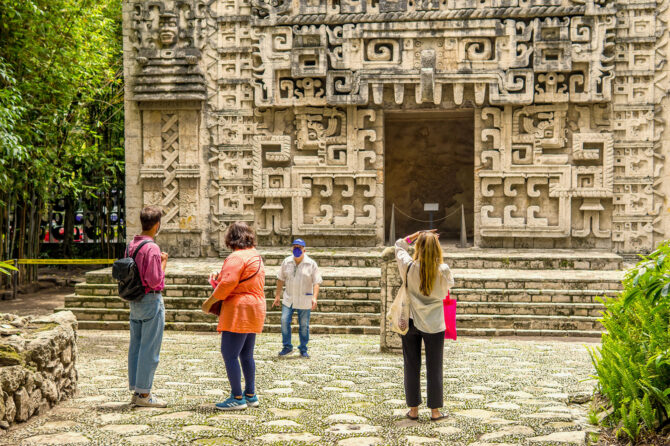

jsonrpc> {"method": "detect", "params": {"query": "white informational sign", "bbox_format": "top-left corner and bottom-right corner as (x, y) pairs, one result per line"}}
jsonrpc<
(424, 203), (439, 212)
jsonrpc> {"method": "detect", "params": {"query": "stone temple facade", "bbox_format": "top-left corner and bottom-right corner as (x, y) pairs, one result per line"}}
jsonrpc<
(123, 0), (670, 257)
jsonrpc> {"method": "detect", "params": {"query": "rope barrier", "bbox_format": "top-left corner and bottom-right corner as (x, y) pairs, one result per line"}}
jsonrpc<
(392, 204), (464, 223)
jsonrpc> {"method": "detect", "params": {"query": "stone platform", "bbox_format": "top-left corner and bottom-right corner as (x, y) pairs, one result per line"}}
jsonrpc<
(0, 331), (599, 446)
(60, 248), (625, 337)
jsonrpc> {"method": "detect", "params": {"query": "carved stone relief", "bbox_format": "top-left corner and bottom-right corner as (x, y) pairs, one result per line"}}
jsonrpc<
(123, 0), (669, 253)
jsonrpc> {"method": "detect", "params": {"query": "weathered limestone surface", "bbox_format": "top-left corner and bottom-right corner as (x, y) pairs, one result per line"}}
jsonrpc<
(0, 311), (78, 429)
(122, 0), (670, 255)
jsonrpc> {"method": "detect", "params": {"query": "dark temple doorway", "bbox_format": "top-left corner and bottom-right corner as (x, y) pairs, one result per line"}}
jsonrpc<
(384, 110), (475, 244)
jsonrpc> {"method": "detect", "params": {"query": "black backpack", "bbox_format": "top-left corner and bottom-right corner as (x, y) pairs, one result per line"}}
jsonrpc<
(112, 240), (154, 301)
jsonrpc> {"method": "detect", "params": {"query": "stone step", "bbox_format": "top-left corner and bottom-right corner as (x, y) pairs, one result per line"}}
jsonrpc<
(452, 269), (622, 290)
(70, 286), (613, 307)
(64, 295), (381, 313)
(456, 314), (603, 332)
(72, 283), (613, 304)
(440, 249), (622, 271)
(236, 248), (623, 270)
(457, 301), (604, 317)
(83, 265), (621, 291)
(70, 319), (379, 335)
(73, 284), (381, 301)
(264, 311), (380, 327)
(65, 294), (602, 316)
(456, 328), (602, 338)
(84, 265), (381, 287)
(453, 288), (616, 304)
(68, 317), (599, 337)
(62, 307), (381, 327)
(256, 248), (381, 268)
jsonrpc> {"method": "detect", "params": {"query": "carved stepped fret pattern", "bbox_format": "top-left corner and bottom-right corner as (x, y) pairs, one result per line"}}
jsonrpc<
(123, 0), (669, 254)
(161, 113), (181, 226)
(611, 0), (667, 253)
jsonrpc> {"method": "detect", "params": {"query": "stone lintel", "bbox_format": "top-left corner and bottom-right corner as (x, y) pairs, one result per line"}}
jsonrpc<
(137, 101), (203, 110)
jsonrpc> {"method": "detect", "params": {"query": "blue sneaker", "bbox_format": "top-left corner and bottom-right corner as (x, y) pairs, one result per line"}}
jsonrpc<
(300, 351), (310, 359)
(245, 393), (259, 408)
(215, 395), (247, 411)
(278, 347), (293, 357)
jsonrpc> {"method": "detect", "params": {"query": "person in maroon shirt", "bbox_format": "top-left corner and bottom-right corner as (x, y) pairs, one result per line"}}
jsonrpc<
(127, 206), (169, 408)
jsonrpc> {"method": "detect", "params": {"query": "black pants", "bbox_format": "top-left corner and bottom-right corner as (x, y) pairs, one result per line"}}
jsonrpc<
(401, 319), (445, 409)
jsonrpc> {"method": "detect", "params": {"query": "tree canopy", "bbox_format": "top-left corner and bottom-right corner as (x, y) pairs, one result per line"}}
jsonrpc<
(0, 0), (124, 272)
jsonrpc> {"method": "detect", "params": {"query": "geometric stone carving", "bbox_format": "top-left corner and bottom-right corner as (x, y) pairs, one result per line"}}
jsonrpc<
(130, 0), (208, 102)
(123, 0), (670, 254)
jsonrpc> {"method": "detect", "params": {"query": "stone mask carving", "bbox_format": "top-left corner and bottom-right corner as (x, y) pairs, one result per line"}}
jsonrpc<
(158, 13), (179, 48)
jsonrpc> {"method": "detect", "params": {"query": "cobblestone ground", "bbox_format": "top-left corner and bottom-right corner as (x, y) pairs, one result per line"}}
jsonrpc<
(1, 331), (598, 446)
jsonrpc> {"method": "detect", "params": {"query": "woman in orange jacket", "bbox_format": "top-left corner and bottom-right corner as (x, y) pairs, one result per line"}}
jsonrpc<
(205, 222), (266, 410)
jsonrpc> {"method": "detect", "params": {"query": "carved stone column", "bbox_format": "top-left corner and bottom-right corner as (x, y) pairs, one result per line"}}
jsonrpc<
(124, 0), (210, 256)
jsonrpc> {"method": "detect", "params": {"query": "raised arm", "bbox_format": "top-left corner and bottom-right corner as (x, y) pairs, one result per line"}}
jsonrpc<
(394, 238), (414, 278)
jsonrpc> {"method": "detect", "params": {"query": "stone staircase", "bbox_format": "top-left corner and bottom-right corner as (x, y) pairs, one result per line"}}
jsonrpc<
(61, 249), (383, 335)
(398, 248), (623, 337)
(59, 248), (625, 337)
(446, 268), (621, 336)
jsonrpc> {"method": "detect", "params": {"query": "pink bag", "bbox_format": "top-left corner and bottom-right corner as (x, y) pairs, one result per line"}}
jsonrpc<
(443, 290), (457, 340)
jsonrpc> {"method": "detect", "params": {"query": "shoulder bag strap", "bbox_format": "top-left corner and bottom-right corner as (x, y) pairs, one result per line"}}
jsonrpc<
(404, 261), (413, 290)
(239, 256), (262, 283)
(130, 240), (154, 261)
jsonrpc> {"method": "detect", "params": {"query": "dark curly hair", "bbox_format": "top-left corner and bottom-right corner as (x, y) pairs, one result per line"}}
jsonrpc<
(225, 221), (257, 250)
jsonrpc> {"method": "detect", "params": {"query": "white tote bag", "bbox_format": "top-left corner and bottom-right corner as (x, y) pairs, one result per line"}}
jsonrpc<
(387, 262), (412, 335)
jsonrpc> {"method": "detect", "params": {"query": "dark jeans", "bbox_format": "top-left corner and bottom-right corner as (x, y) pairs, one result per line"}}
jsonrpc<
(401, 319), (445, 409)
(220, 331), (256, 397)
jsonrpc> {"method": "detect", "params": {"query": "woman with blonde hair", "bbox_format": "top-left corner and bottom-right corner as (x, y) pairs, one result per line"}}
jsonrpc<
(395, 229), (454, 421)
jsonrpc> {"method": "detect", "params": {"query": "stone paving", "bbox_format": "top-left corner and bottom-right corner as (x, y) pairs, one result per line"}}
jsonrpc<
(0, 331), (598, 445)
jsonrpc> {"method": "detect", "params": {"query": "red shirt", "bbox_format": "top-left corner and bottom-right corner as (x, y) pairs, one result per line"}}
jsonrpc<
(128, 235), (164, 294)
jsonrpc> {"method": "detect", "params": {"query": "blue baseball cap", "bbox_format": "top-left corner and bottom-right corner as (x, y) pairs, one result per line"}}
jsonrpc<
(292, 238), (306, 247)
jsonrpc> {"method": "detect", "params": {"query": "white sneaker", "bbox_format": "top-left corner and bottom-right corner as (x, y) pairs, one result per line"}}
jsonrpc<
(134, 393), (167, 408)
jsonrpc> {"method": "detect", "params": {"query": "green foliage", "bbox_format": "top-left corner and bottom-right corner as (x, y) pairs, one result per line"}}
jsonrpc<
(590, 241), (670, 442)
(0, 259), (17, 275)
(0, 0), (124, 271)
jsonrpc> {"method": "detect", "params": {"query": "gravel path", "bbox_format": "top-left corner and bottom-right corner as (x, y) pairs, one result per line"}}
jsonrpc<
(0, 331), (599, 445)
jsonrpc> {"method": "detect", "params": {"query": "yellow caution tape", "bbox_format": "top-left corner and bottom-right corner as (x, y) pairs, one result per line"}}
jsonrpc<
(13, 259), (116, 265)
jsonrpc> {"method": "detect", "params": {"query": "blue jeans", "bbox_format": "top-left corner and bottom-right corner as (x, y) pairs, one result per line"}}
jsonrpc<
(128, 292), (165, 394)
(281, 304), (311, 353)
(220, 332), (256, 397)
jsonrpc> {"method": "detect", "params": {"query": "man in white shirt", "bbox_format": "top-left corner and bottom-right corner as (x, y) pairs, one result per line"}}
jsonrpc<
(272, 239), (322, 358)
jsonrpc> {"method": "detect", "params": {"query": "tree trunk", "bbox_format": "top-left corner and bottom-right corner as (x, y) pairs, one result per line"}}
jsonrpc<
(8, 194), (17, 261)
(17, 201), (26, 284)
(27, 192), (38, 283)
(62, 196), (75, 258)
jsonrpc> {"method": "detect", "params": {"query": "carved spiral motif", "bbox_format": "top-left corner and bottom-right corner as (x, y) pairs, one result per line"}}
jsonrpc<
(365, 39), (398, 62)
(465, 39), (493, 61)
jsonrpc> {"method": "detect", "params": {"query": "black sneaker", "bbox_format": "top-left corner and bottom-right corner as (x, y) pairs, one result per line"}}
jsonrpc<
(300, 351), (310, 359)
(278, 347), (293, 357)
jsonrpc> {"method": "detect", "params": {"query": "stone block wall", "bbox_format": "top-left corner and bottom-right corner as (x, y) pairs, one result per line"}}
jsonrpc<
(0, 311), (78, 429)
(380, 247), (402, 352)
